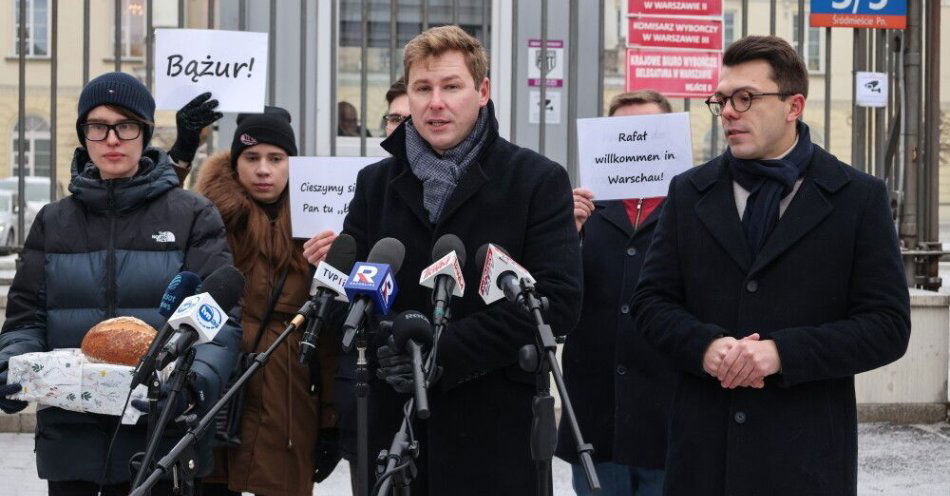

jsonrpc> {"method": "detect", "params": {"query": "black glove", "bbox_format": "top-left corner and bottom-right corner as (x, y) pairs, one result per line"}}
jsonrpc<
(312, 428), (343, 483)
(0, 370), (27, 414)
(376, 336), (413, 394)
(168, 92), (222, 164)
(130, 375), (200, 420)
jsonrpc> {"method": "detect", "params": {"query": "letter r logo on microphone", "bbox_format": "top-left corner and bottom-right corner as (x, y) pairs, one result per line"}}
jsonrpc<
(353, 265), (379, 284)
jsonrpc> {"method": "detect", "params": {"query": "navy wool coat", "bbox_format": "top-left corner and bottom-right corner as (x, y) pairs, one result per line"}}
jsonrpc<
(556, 200), (676, 470)
(632, 147), (910, 496)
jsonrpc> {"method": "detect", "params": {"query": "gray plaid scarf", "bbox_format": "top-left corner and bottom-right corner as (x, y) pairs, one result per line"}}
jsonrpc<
(405, 106), (490, 223)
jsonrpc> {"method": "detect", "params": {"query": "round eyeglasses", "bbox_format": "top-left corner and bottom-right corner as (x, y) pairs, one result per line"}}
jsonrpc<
(384, 113), (409, 126)
(704, 89), (793, 116)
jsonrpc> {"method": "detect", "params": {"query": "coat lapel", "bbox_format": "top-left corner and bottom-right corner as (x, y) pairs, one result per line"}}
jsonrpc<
(749, 150), (849, 275)
(598, 201), (634, 239)
(389, 166), (432, 228)
(635, 201), (663, 234)
(692, 161), (753, 273)
(437, 161), (489, 226)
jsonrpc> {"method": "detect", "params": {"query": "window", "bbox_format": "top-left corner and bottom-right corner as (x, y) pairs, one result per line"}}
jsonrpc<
(13, 0), (49, 57)
(793, 15), (825, 73)
(114, 0), (146, 58)
(335, 0), (492, 147)
(10, 116), (51, 178)
(723, 11), (735, 49)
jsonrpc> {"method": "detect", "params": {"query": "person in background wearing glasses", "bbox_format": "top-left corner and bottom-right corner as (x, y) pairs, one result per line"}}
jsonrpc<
(632, 36), (910, 496)
(383, 77), (410, 137)
(558, 90), (676, 496)
(0, 72), (241, 496)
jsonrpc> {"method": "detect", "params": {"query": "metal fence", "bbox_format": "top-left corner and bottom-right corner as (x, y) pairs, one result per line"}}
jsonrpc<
(8, 0), (944, 288)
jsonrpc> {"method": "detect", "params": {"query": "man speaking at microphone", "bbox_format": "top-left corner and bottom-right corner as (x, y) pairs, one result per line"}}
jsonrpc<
(340, 25), (581, 495)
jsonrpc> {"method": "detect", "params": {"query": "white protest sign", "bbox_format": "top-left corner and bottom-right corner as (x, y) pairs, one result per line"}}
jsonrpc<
(855, 71), (888, 108)
(577, 112), (693, 200)
(288, 156), (379, 239)
(155, 29), (267, 113)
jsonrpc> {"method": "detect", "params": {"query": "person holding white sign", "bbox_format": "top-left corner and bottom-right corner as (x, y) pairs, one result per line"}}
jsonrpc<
(193, 107), (340, 496)
(167, 92), (223, 184)
(558, 90), (676, 496)
(633, 36), (910, 496)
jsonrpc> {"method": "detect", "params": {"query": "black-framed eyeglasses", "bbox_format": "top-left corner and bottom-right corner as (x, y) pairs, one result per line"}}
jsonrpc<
(384, 113), (409, 126)
(80, 121), (144, 141)
(704, 89), (793, 116)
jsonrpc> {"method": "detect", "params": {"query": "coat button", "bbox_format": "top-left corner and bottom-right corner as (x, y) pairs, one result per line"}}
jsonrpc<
(746, 280), (758, 293)
(616, 365), (627, 376)
(734, 411), (747, 424)
(620, 304), (630, 314)
(626, 247), (637, 256)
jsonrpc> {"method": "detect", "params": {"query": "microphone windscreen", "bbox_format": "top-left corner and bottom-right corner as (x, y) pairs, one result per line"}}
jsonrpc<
(158, 271), (202, 318)
(392, 310), (434, 350)
(367, 237), (406, 274)
(432, 234), (466, 268)
(476, 243), (510, 271)
(200, 265), (246, 311)
(326, 233), (358, 274)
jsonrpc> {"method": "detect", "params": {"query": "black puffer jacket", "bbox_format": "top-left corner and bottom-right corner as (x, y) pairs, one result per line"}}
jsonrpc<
(0, 147), (242, 484)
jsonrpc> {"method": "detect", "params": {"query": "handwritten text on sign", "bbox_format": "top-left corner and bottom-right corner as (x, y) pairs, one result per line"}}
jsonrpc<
(288, 157), (379, 239)
(577, 112), (693, 200)
(155, 29), (268, 113)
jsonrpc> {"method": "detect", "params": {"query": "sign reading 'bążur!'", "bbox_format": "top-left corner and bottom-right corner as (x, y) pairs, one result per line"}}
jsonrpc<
(155, 29), (268, 113)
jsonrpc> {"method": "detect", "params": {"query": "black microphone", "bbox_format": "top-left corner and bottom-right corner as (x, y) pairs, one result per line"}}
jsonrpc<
(419, 234), (466, 327)
(298, 234), (358, 365)
(391, 310), (434, 419)
(340, 237), (406, 352)
(130, 271), (203, 390)
(154, 265), (246, 371)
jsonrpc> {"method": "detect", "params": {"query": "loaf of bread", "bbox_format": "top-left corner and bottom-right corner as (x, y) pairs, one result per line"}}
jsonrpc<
(81, 316), (158, 366)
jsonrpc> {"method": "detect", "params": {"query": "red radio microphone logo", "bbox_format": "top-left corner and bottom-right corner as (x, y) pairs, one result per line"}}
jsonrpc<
(353, 265), (379, 284)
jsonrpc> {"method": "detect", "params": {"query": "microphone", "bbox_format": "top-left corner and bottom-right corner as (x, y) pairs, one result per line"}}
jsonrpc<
(391, 310), (434, 420)
(298, 234), (358, 365)
(419, 234), (466, 326)
(340, 237), (406, 352)
(154, 265), (246, 371)
(476, 243), (536, 305)
(130, 271), (202, 389)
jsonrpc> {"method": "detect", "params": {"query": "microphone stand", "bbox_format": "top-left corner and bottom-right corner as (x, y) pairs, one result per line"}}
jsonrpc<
(131, 346), (199, 495)
(355, 326), (370, 496)
(128, 303), (317, 496)
(374, 309), (448, 496)
(513, 279), (600, 496)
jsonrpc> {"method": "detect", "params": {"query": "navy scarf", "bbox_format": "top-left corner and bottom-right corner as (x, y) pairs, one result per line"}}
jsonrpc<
(726, 120), (814, 257)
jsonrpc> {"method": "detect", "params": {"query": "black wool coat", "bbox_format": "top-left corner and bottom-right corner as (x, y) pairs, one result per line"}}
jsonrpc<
(556, 200), (677, 469)
(632, 147), (910, 496)
(341, 102), (582, 495)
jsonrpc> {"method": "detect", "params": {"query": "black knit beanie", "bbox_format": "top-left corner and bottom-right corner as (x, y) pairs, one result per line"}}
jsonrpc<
(230, 106), (298, 168)
(76, 72), (155, 148)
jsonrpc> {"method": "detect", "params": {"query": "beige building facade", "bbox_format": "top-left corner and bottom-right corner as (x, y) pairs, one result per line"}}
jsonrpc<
(1, 0), (948, 221)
